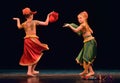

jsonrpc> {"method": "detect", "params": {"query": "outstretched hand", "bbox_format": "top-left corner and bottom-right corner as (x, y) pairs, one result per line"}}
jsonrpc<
(63, 23), (70, 28)
(47, 11), (54, 16)
(13, 17), (19, 20)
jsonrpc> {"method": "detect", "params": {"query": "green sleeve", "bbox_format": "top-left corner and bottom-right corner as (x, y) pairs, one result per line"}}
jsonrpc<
(70, 23), (82, 36)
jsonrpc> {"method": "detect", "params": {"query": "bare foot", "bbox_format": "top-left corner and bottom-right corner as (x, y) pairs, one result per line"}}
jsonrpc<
(85, 72), (95, 77)
(79, 71), (88, 76)
(27, 73), (36, 77)
(32, 71), (39, 75)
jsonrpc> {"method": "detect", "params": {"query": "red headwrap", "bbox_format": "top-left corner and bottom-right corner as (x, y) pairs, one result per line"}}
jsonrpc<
(22, 7), (37, 15)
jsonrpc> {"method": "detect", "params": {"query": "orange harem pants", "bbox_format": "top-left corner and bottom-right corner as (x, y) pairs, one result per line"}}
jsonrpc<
(19, 37), (49, 66)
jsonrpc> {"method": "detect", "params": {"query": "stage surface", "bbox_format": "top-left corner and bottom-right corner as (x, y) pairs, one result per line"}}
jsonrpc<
(0, 69), (120, 83)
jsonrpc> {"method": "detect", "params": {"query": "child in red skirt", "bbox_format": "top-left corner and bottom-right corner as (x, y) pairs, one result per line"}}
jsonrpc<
(13, 7), (52, 76)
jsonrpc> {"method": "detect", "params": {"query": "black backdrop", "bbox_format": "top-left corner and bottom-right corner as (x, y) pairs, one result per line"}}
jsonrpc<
(0, 0), (119, 70)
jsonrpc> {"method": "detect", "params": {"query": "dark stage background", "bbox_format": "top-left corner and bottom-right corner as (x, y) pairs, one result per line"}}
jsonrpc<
(0, 0), (119, 70)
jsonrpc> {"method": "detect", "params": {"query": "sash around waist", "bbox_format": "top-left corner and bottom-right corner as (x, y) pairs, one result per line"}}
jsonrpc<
(24, 35), (39, 39)
(83, 35), (94, 43)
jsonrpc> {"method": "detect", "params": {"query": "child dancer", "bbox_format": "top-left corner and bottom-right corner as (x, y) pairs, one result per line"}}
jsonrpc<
(13, 7), (52, 76)
(63, 11), (97, 78)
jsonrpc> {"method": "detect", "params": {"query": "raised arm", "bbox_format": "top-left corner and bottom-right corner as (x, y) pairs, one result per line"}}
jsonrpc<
(13, 17), (23, 29)
(35, 12), (51, 26)
(63, 23), (83, 33)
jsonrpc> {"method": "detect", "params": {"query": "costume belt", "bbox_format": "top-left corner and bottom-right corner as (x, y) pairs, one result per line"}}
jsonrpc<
(83, 35), (94, 43)
(24, 35), (39, 39)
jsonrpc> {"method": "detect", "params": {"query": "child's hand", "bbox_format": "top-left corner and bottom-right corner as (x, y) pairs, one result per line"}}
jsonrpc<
(63, 23), (70, 27)
(47, 11), (53, 16)
(13, 17), (19, 20)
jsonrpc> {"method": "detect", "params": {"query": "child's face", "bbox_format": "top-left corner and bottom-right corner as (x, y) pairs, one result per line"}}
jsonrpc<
(77, 15), (85, 23)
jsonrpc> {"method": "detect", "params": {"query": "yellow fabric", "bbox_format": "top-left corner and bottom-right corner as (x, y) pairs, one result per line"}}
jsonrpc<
(83, 36), (94, 43)
(24, 35), (39, 39)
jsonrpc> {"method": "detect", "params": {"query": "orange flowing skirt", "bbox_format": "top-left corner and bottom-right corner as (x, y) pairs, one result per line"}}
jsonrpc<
(19, 37), (49, 66)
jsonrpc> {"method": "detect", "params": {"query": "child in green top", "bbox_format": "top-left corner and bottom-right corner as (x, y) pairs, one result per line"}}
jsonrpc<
(63, 11), (97, 77)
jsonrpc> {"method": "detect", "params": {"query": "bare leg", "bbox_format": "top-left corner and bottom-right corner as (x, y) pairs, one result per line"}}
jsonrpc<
(79, 61), (88, 76)
(79, 70), (88, 76)
(32, 63), (39, 75)
(85, 65), (95, 77)
(27, 65), (36, 76)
